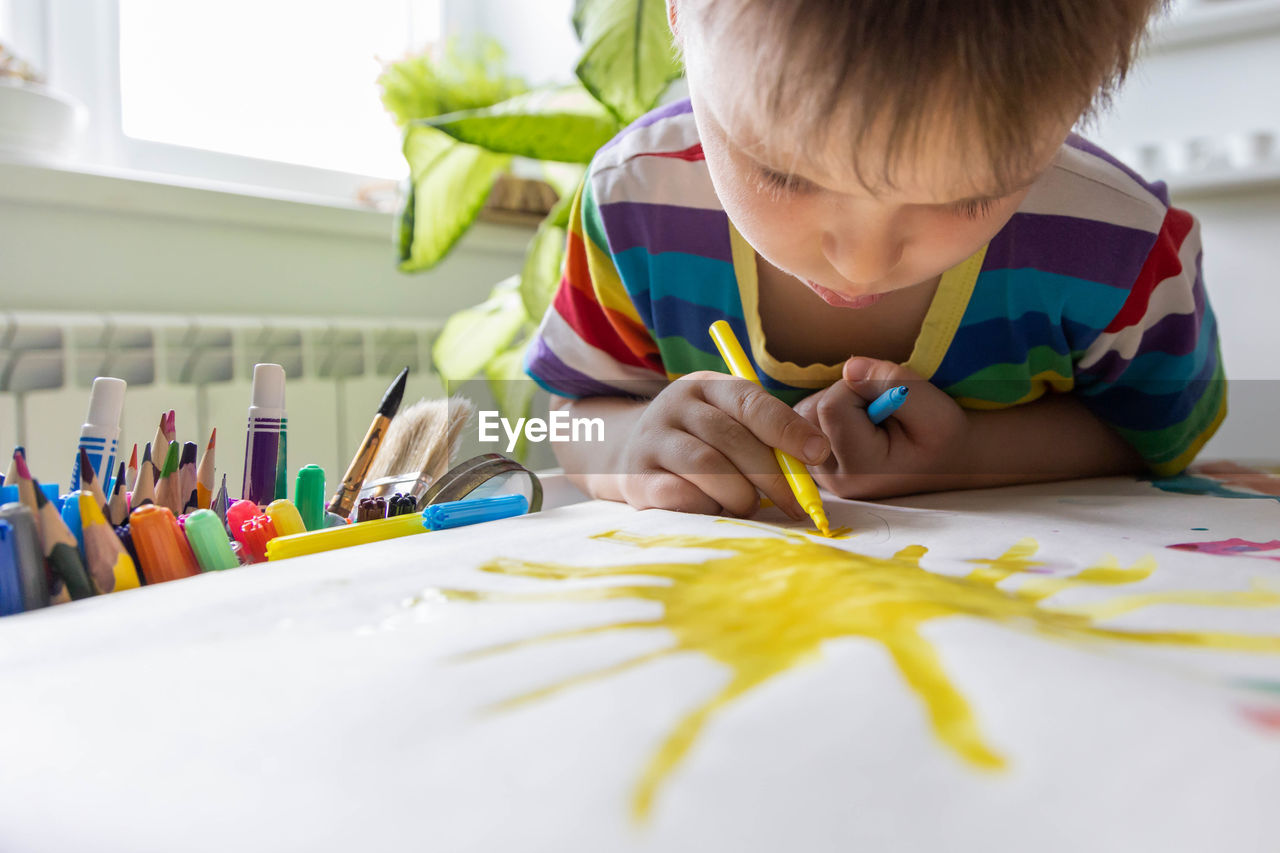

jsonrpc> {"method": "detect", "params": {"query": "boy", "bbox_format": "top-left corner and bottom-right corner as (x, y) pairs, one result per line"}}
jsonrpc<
(525, 0), (1224, 522)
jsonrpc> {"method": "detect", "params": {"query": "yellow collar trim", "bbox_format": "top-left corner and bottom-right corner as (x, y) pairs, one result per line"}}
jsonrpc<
(729, 222), (986, 384)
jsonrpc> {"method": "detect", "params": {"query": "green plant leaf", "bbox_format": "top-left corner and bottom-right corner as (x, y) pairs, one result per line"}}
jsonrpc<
(539, 162), (587, 199)
(572, 0), (683, 123)
(432, 276), (527, 385)
(379, 36), (529, 126)
(399, 125), (512, 272)
(484, 338), (537, 461)
(425, 87), (621, 164)
(519, 188), (576, 321)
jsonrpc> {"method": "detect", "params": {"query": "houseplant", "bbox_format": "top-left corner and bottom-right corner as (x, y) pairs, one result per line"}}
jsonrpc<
(379, 0), (683, 436)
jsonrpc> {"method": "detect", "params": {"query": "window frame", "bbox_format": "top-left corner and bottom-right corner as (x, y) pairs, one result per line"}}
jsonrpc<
(33, 0), (443, 203)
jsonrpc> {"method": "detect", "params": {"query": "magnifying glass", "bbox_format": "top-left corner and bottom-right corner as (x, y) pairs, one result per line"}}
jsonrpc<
(356, 453), (542, 514)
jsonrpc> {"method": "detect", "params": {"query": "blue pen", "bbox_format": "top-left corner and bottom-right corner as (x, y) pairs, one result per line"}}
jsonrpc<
(422, 493), (530, 531)
(866, 385), (908, 425)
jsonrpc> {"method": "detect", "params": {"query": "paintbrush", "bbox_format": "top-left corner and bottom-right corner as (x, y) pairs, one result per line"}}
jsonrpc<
(327, 367), (410, 518)
(196, 429), (216, 509)
(360, 396), (475, 502)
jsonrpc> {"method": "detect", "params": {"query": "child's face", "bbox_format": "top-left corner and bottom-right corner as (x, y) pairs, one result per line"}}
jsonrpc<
(682, 24), (1071, 308)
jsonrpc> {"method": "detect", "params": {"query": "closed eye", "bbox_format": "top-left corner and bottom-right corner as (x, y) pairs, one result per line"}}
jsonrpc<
(951, 197), (998, 219)
(756, 167), (813, 196)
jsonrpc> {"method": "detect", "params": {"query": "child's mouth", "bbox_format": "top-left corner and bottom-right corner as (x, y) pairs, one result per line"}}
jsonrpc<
(805, 280), (885, 309)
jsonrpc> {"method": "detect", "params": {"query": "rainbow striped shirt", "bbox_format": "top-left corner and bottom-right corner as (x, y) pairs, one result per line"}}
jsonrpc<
(525, 99), (1226, 476)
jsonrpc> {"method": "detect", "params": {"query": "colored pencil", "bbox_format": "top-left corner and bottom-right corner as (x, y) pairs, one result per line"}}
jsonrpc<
(125, 443), (139, 493)
(212, 473), (230, 524)
(78, 447), (110, 514)
(4, 445), (21, 487)
(107, 461), (129, 526)
(30, 478), (94, 600)
(154, 441), (181, 515)
(11, 448), (43, 540)
(179, 441), (198, 514)
(150, 414), (168, 480)
(196, 428), (216, 510)
(133, 443), (156, 507)
(79, 493), (140, 594)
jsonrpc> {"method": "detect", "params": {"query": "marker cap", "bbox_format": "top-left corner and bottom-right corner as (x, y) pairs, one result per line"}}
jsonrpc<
(185, 509), (240, 572)
(130, 505), (199, 583)
(295, 465), (326, 531)
(84, 377), (127, 427)
(250, 363), (286, 410)
(421, 494), (529, 531)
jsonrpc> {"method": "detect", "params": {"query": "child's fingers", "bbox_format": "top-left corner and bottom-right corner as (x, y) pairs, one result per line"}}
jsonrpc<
(806, 377), (885, 471)
(841, 357), (952, 445)
(675, 402), (806, 518)
(700, 377), (831, 466)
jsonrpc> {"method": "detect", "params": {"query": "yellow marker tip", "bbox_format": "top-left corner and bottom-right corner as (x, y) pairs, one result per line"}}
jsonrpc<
(810, 508), (831, 537)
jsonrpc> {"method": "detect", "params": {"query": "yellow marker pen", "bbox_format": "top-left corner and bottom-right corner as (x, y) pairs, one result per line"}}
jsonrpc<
(266, 512), (425, 562)
(707, 320), (831, 536)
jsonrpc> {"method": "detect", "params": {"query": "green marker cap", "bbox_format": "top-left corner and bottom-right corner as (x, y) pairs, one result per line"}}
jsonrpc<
(295, 464), (326, 532)
(185, 509), (240, 572)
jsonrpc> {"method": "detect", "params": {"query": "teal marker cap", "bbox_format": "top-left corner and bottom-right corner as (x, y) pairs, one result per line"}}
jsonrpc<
(184, 509), (240, 572)
(421, 493), (529, 531)
(295, 464), (326, 532)
(60, 490), (86, 555)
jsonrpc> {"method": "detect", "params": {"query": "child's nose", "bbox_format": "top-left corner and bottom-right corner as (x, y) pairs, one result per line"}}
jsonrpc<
(821, 226), (903, 286)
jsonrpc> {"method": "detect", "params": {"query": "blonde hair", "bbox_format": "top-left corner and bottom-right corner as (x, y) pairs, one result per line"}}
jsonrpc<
(677, 0), (1166, 191)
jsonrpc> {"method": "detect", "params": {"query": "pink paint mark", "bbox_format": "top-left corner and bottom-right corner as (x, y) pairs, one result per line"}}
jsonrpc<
(1240, 705), (1280, 731)
(1168, 538), (1280, 559)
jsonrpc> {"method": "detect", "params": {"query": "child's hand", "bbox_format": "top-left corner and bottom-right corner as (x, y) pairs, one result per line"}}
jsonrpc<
(616, 371), (831, 518)
(793, 358), (969, 500)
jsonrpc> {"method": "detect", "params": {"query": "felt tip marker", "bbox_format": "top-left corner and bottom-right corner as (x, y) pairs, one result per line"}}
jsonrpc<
(867, 385), (908, 425)
(71, 377), (126, 492)
(242, 363), (286, 508)
(707, 321), (831, 536)
(421, 493), (529, 530)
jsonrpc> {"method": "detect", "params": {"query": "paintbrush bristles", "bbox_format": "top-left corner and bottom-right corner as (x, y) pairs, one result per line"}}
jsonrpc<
(363, 396), (474, 487)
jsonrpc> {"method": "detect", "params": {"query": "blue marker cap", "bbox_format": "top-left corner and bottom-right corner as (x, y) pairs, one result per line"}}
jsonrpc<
(422, 493), (529, 531)
(866, 385), (908, 425)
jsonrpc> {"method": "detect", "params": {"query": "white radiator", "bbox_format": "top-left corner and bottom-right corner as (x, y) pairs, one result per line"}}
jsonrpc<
(0, 311), (445, 498)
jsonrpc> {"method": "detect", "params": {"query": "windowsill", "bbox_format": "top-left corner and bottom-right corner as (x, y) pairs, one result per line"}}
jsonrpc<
(0, 154), (536, 250)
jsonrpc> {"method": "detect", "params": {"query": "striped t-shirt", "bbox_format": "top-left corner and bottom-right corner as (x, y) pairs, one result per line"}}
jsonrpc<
(525, 99), (1226, 476)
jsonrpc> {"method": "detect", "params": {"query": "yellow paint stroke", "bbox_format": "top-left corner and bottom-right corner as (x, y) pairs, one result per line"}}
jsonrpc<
(441, 527), (1280, 821)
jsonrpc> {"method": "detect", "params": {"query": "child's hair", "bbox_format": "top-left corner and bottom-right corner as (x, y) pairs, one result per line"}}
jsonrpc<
(676, 0), (1166, 192)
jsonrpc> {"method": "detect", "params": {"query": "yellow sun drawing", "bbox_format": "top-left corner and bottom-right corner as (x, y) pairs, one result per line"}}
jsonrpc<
(440, 524), (1280, 820)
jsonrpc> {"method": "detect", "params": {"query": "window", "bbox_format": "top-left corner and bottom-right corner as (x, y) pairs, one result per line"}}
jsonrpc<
(28, 0), (443, 201)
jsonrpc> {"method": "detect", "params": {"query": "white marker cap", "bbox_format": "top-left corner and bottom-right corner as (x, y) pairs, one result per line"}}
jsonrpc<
(84, 376), (126, 427)
(250, 363), (286, 410)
